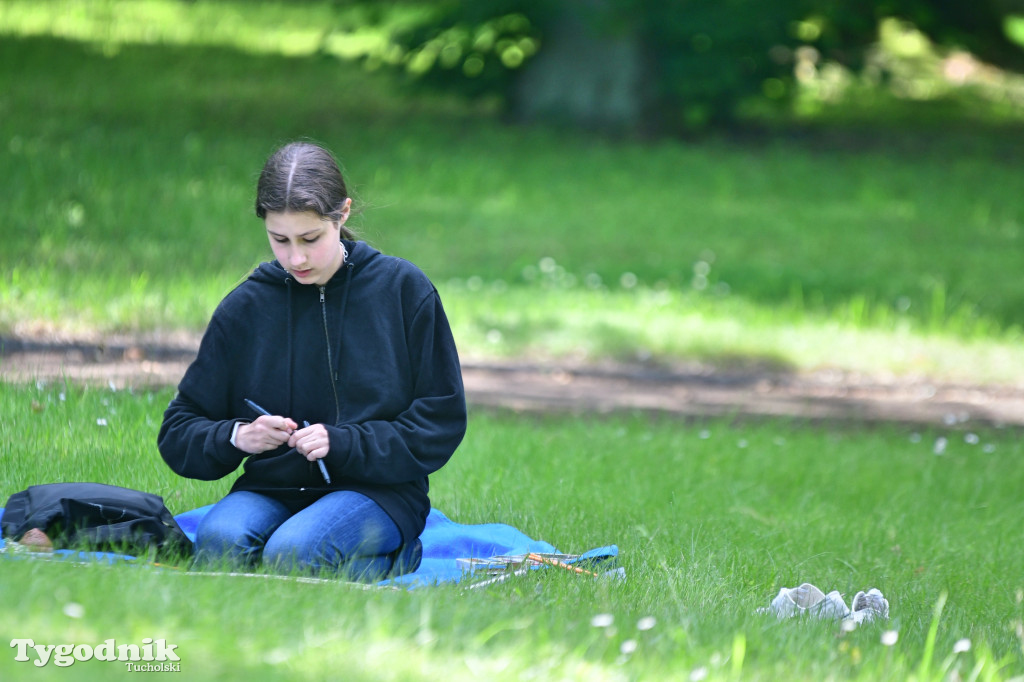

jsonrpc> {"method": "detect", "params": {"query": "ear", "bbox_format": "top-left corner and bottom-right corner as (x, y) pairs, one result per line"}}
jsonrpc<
(337, 197), (353, 225)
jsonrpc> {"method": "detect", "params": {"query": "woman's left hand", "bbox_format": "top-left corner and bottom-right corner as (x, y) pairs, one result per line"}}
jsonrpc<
(289, 422), (330, 462)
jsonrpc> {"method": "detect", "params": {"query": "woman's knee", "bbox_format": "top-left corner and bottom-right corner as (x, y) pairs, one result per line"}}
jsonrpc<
(262, 492), (401, 573)
(195, 491), (289, 564)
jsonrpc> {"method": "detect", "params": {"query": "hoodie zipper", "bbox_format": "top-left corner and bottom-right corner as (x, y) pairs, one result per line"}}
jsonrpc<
(319, 285), (342, 423)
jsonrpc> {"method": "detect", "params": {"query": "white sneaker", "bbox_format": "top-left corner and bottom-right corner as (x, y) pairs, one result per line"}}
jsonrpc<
(758, 583), (851, 620)
(848, 588), (889, 623)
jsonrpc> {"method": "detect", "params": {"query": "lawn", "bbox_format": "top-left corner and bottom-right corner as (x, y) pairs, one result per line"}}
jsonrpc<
(1, 381), (1023, 680)
(2, 3), (1024, 680)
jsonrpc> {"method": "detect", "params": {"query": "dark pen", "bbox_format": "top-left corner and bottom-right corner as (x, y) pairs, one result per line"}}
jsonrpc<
(243, 399), (331, 485)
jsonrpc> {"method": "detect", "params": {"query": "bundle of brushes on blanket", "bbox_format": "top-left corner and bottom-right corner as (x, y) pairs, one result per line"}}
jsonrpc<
(459, 552), (625, 589)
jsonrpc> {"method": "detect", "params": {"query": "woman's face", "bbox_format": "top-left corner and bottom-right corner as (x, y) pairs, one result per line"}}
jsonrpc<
(265, 203), (350, 286)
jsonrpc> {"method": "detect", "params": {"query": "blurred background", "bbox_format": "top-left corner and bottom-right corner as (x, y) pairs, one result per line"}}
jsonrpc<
(2, 0), (1023, 383)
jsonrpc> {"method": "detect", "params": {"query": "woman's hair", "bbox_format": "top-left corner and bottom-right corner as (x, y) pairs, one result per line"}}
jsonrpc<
(255, 142), (356, 239)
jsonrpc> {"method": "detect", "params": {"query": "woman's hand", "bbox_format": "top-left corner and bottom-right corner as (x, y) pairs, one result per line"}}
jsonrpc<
(289, 422), (330, 462)
(236, 415), (298, 454)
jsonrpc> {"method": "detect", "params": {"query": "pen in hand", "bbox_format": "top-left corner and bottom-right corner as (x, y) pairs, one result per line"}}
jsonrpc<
(243, 399), (331, 485)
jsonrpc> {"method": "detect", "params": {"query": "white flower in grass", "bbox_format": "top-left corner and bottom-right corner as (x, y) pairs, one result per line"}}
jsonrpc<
(637, 616), (657, 631)
(96, 418), (108, 427)
(620, 639), (638, 655)
(933, 437), (947, 455)
(689, 666), (708, 681)
(590, 613), (614, 628)
(965, 433), (980, 445)
(63, 602), (85, 619)
(415, 628), (436, 647)
(881, 630), (899, 646)
(698, 429), (711, 440)
(953, 638), (971, 653)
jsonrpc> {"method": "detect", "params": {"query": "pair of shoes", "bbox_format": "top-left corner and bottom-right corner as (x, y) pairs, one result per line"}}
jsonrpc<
(757, 582), (850, 620)
(849, 588), (889, 624)
(756, 583), (889, 625)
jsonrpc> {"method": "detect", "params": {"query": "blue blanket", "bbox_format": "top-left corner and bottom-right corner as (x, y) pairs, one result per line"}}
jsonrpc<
(0, 506), (617, 588)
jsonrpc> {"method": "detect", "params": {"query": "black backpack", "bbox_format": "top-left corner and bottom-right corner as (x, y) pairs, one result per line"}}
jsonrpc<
(2, 482), (192, 558)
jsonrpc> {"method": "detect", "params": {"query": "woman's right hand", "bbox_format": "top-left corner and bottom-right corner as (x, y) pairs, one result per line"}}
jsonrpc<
(235, 415), (299, 454)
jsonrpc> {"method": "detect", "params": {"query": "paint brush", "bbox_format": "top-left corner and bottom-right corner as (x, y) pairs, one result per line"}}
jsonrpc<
(243, 399), (331, 485)
(526, 552), (599, 577)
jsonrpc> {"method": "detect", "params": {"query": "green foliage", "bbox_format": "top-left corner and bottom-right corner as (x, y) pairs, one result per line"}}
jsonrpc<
(372, 0), (1024, 132)
(375, 1), (543, 97)
(636, 0), (804, 129)
(375, 0), (808, 130)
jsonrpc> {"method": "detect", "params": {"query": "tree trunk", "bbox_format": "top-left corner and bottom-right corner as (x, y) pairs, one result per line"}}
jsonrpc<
(510, 8), (653, 134)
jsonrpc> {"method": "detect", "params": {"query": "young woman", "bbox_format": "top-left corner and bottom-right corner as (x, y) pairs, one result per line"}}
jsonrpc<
(158, 141), (467, 579)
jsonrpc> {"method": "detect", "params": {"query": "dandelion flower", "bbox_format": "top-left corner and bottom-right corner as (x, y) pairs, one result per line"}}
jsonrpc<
(637, 616), (657, 631)
(881, 630), (899, 646)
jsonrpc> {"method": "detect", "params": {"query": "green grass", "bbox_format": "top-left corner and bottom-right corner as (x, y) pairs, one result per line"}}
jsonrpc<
(2, 381), (1023, 680)
(2, 6), (1024, 680)
(1, 17), (1024, 381)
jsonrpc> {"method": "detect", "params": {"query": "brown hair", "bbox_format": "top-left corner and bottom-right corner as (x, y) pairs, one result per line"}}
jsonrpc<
(255, 142), (356, 240)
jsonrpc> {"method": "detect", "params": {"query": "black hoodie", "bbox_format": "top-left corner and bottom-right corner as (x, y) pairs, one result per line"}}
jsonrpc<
(157, 240), (467, 545)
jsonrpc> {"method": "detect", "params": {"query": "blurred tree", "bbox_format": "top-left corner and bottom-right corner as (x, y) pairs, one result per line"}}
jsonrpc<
(883, 0), (1024, 72)
(369, 0), (1024, 133)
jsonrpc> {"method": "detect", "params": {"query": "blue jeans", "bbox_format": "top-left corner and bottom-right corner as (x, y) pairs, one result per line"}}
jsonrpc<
(195, 490), (404, 579)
